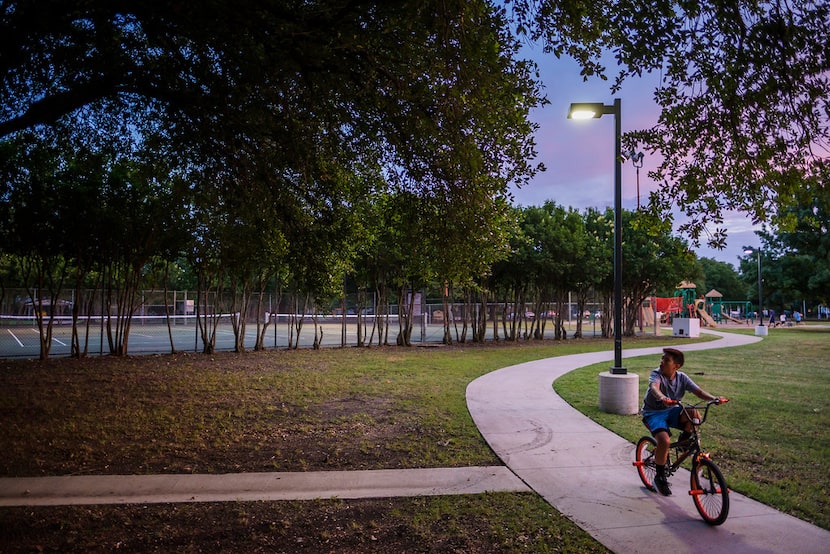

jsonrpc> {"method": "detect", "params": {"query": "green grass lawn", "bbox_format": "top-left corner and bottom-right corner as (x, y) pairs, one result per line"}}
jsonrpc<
(554, 326), (830, 530)
(1, 327), (827, 552)
(3, 338), (657, 553)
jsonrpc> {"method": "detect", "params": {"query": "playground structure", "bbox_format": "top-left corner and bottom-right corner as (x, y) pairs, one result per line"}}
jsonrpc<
(647, 282), (755, 328)
(695, 299), (717, 327)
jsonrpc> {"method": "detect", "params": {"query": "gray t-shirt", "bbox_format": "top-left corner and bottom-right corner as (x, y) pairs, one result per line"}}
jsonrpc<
(642, 368), (700, 413)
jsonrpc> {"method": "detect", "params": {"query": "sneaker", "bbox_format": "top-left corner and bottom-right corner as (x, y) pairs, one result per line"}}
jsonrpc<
(654, 473), (672, 496)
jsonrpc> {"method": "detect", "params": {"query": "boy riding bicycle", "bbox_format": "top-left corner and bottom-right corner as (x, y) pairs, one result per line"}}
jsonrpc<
(641, 348), (728, 496)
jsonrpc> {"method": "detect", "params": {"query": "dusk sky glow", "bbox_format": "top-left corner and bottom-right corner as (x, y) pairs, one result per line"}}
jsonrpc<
(510, 44), (762, 267)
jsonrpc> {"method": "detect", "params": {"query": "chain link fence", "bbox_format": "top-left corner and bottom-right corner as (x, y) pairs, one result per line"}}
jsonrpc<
(0, 289), (603, 358)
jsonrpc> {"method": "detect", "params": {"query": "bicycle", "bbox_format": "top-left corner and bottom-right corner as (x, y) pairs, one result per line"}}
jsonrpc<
(633, 398), (730, 525)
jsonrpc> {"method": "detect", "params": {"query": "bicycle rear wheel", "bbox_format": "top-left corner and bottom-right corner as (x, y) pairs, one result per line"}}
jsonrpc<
(690, 458), (730, 525)
(634, 436), (657, 491)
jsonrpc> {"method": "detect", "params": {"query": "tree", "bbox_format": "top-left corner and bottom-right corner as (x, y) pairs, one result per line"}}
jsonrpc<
(620, 210), (698, 336)
(0, 131), (108, 359)
(697, 258), (747, 301)
(582, 208), (614, 338)
(773, 173), (830, 307)
(490, 207), (534, 341)
(510, 0), (830, 247)
(570, 208), (610, 338)
(95, 160), (185, 356)
(0, 133), (65, 359)
(520, 202), (586, 339)
(428, 189), (513, 345)
(739, 178), (830, 317)
(739, 229), (786, 317)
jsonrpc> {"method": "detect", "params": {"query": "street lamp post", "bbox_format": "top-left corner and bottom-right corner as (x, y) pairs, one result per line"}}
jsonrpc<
(744, 247), (766, 336)
(568, 99), (625, 374)
(569, 99), (638, 415)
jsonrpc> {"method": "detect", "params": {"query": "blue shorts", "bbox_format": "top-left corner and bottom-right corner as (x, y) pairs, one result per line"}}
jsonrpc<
(642, 406), (684, 436)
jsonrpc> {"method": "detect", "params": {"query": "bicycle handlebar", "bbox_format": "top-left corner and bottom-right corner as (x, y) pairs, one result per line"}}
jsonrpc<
(662, 398), (728, 407)
(662, 398), (729, 426)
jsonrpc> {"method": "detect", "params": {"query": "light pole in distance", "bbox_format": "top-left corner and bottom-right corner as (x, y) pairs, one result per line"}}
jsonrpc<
(744, 247), (767, 336)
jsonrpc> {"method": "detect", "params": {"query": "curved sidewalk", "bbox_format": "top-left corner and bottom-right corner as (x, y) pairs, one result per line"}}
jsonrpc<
(466, 330), (830, 553)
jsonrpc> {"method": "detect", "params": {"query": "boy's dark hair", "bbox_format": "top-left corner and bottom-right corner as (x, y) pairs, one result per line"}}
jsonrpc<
(662, 347), (685, 367)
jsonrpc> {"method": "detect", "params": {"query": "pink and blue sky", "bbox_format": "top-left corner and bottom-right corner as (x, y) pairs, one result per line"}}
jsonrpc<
(510, 45), (761, 267)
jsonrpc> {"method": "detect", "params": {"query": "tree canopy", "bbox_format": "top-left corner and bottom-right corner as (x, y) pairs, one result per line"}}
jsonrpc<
(6, 0), (828, 248)
(1, 1), (542, 188)
(741, 182), (830, 310)
(509, 0), (830, 247)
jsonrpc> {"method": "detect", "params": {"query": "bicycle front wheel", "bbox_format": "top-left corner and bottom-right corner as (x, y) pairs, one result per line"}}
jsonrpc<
(634, 436), (657, 491)
(690, 458), (730, 525)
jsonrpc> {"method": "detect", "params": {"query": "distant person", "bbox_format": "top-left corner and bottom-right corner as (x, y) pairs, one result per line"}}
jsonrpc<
(795, 311), (802, 324)
(641, 348), (727, 496)
(769, 309), (776, 327)
(780, 312), (787, 326)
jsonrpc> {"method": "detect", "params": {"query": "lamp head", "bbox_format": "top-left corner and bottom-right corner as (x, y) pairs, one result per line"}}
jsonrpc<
(568, 102), (606, 119)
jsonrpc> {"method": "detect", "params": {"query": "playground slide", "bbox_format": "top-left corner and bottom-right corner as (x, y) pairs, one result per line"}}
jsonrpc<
(720, 311), (742, 324)
(697, 306), (717, 327)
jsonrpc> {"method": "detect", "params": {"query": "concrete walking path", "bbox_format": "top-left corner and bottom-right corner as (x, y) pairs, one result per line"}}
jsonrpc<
(0, 466), (528, 506)
(467, 330), (830, 553)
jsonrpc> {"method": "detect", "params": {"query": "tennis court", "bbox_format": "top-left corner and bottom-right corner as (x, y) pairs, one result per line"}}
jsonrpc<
(0, 314), (472, 358)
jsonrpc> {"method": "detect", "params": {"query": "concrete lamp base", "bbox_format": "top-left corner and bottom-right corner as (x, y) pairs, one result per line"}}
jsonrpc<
(755, 325), (768, 336)
(598, 371), (640, 415)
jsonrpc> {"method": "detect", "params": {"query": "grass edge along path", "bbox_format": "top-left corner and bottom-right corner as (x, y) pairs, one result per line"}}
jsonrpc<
(554, 326), (830, 531)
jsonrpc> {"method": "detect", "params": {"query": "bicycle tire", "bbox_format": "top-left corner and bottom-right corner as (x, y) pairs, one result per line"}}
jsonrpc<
(690, 458), (730, 525)
(634, 436), (657, 491)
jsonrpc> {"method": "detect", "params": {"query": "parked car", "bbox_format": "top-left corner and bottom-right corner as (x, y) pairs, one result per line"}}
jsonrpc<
(507, 311), (535, 321)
